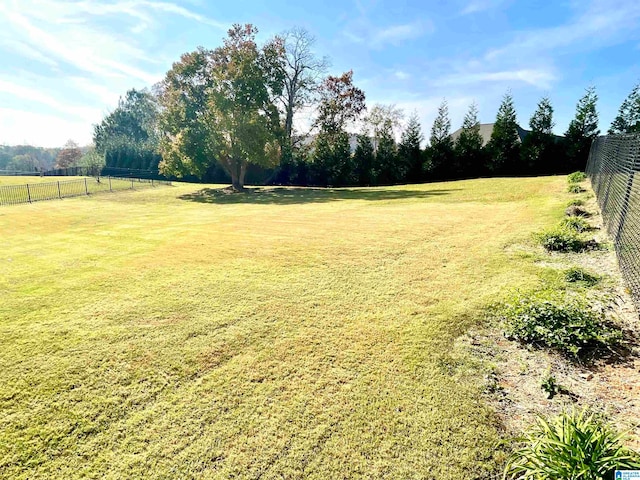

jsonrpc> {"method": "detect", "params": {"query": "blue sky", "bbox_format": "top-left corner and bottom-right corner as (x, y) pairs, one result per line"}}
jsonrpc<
(0, 0), (639, 147)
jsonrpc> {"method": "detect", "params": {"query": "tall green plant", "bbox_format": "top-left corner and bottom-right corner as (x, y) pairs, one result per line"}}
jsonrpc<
(506, 409), (640, 480)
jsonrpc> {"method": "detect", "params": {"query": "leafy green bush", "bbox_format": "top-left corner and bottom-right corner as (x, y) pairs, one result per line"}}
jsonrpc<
(505, 409), (640, 479)
(567, 171), (587, 183)
(566, 198), (585, 207)
(500, 294), (622, 358)
(568, 183), (584, 193)
(564, 267), (600, 285)
(537, 228), (587, 252)
(561, 216), (590, 233)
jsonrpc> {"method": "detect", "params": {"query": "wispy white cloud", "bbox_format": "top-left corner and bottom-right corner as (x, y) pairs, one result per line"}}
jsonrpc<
(343, 17), (433, 49)
(434, 68), (557, 89)
(0, 39), (59, 68)
(486, 0), (640, 59)
(0, 5), (160, 83)
(138, 1), (227, 29)
(394, 70), (410, 81)
(0, 0), (226, 146)
(371, 22), (428, 46)
(0, 79), (101, 121)
(0, 0), (226, 80)
(460, 0), (507, 15)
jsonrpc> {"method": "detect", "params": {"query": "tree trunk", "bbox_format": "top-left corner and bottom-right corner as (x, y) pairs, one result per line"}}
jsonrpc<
(229, 159), (247, 191)
(285, 104), (294, 141)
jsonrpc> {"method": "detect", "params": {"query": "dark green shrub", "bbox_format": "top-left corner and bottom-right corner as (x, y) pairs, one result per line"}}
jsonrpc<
(500, 294), (622, 358)
(568, 183), (584, 193)
(564, 267), (600, 285)
(567, 171), (587, 183)
(505, 409), (640, 479)
(566, 198), (584, 207)
(537, 228), (587, 252)
(561, 216), (590, 233)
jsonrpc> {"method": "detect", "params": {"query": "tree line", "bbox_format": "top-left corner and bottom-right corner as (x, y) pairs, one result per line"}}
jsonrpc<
(0, 142), (103, 173)
(88, 24), (640, 189)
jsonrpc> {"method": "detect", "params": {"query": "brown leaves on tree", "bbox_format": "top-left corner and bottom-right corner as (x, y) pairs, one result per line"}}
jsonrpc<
(315, 70), (366, 135)
(55, 140), (81, 169)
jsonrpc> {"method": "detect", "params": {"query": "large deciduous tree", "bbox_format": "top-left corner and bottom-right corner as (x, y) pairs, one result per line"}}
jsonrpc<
(158, 24), (284, 190)
(364, 104), (404, 154)
(486, 92), (520, 173)
(564, 86), (599, 170)
(55, 140), (82, 169)
(277, 27), (329, 143)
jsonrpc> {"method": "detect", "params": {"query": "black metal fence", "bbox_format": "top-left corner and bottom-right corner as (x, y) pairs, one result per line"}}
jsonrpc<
(0, 176), (171, 206)
(587, 134), (640, 313)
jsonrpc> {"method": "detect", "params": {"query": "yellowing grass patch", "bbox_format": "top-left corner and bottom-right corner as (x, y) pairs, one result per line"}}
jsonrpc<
(0, 177), (568, 478)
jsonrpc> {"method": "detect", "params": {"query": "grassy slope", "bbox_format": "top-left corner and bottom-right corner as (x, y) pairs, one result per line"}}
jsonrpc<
(0, 177), (566, 479)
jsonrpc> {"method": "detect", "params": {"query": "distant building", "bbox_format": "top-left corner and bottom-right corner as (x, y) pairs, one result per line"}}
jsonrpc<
(450, 123), (531, 146)
(297, 133), (361, 153)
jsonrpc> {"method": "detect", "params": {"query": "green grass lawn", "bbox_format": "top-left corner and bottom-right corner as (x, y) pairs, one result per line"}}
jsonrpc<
(0, 175), (86, 185)
(0, 177), (567, 479)
(0, 176), (165, 205)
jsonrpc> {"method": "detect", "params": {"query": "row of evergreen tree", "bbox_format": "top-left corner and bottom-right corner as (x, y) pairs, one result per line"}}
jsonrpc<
(274, 87), (604, 187)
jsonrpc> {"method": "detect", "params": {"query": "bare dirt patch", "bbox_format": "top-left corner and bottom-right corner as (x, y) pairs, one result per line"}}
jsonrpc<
(460, 190), (640, 449)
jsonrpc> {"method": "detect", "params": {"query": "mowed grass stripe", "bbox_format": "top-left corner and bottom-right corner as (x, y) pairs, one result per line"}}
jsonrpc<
(0, 177), (566, 478)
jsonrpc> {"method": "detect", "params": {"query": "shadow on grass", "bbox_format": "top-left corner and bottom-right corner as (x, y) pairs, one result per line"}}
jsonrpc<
(178, 186), (457, 205)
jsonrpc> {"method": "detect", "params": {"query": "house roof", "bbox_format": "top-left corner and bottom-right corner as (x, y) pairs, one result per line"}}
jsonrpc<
(450, 123), (531, 147)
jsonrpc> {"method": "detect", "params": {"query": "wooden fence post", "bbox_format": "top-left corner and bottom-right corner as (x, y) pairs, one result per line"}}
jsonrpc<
(57, 181), (61, 199)
(109, 176), (112, 192)
(26, 184), (31, 203)
(85, 178), (88, 195)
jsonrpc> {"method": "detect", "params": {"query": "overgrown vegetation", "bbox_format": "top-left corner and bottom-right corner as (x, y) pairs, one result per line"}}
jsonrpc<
(564, 266), (600, 285)
(499, 292), (622, 358)
(537, 227), (588, 252)
(561, 215), (590, 232)
(505, 409), (640, 479)
(566, 198), (584, 207)
(568, 183), (584, 193)
(567, 171), (587, 183)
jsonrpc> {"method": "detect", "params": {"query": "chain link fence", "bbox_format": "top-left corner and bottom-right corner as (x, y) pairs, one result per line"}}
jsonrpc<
(587, 134), (640, 313)
(0, 176), (171, 206)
